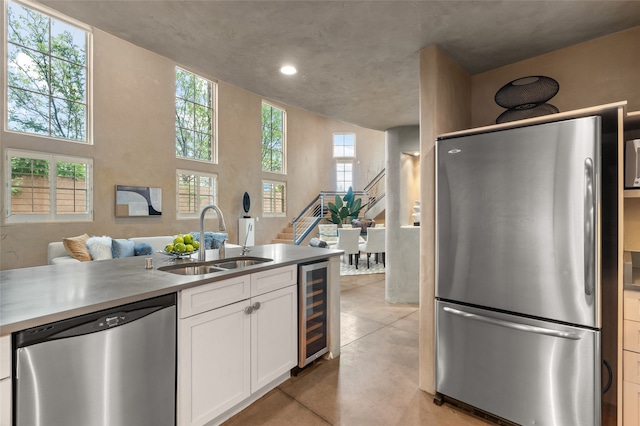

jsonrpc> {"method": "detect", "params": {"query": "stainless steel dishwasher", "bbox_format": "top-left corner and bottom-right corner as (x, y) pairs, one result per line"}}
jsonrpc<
(13, 293), (176, 426)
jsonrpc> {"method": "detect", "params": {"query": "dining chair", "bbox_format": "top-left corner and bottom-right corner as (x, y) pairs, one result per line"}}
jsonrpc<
(359, 227), (385, 268)
(335, 227), (362, 268)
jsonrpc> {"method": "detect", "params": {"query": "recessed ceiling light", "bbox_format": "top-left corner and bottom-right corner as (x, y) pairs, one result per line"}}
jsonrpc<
(280, 65), (297, 75)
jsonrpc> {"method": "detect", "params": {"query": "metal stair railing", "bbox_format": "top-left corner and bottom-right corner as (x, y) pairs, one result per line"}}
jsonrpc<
(363, 168), (385, 214)
(291, 190), (366, 245)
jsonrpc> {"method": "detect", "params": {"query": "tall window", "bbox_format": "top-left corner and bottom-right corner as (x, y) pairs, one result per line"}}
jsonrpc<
(6, 0), (90, 142)
(262, 180), (286, 216)
(261, 102), (286, 173)
(176, 170), (217, 217)
(336, 161), (353, 192)
(175, 67), (216, 162)
(333, 133), (355, 191)
(6, 149), (92, 222)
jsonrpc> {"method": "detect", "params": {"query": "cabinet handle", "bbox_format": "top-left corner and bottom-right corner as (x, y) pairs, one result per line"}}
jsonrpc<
(252, 302), (261, 310)
(244, 306), (254, 315)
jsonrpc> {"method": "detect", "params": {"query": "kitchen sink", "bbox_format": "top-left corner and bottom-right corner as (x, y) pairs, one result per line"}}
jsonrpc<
(157, 263), (227, 275)
(158, 257), (273, 275)
(210, 257), (272, 269)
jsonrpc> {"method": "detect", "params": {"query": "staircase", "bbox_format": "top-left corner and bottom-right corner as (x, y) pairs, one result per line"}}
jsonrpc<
(272, 171), (386, 245)
(363, 169), (385, 221)
(272, 224), (295, 244)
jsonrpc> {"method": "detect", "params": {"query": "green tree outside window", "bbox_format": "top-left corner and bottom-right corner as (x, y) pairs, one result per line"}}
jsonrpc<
(262, 102), (285, 173)
(6, 0), (88, 141)
(175, 68), (214, 161)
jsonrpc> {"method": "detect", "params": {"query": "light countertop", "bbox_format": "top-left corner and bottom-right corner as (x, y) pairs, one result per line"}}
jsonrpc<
(0, 244), (341, 335)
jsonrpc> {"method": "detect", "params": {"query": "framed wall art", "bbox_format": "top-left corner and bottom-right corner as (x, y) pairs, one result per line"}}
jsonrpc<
(115, 185), (162, 217)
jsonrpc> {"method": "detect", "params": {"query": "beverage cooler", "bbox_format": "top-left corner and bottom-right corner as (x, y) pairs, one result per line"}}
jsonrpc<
(298, 261), (329, 367)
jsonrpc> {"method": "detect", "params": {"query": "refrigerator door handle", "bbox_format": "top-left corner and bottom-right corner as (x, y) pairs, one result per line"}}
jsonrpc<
(442, 306), (582, 340)
(584, 157), (595, 296)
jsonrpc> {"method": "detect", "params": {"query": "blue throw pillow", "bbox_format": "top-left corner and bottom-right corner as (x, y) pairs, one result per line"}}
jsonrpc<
(190, 232), (228, 249)
(112, 239), (135, 258)
(134, 242), (153, 256)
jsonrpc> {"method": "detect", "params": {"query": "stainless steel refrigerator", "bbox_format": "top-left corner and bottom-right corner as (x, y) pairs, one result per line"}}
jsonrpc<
(435, 115), (618, 425)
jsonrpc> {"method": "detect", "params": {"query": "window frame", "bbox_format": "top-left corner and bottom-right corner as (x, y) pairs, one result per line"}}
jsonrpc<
(175, 66), (218, 163)
(261, 101), (286, 174)
(176, 169), (218, 219)
(332, 132), (356, 158)
(333, 132), (356, 191)
(262, 179), (286, 217)
(4, 0), (93, 144)
(335, 159), (353, 193)
(5, 148), (93, 223)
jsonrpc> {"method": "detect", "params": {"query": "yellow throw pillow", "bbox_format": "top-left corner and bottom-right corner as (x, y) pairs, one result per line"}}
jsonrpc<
(62, 233), (92, 262)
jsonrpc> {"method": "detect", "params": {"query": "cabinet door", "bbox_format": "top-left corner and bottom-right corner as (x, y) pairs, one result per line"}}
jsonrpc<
(0, 378), (10, 426)
(625, 290), (640, 322)
(179, 300), (251, 426)
(251, 285), (298, 392)
(625, 380), (640, 426)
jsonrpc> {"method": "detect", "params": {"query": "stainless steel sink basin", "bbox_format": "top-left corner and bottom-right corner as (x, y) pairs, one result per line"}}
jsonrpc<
(158, 257), (272, 275)
(157, 263), (226, 275)
(210, 257), (272, 269)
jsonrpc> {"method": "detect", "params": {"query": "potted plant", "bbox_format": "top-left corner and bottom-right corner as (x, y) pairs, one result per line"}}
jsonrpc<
(327, 187), (367, 226)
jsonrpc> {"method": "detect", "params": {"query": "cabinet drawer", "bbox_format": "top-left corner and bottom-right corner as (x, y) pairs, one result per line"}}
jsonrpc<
(180, 275), (251, 318)
(251, 265), (297, 297)
(0, 336), (9, 380)
(625, 290), (640, 321)
(625, 320), (640, 353)
(624, 380), (640, 426)
(625, 350), (640, 384)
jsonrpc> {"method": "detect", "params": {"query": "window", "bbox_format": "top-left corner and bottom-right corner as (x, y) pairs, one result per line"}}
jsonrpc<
(333, 133), (355, 191)
(333, 133), (355, 157)
(175, 67), (216, 162)
(262, 180), (286, 216)
(336, 160), (353, 192)
(6, 149), (92, 222)
(261, 102), (286, 173)
(176, 170), (217, 217)
(6, 0), (90, 142)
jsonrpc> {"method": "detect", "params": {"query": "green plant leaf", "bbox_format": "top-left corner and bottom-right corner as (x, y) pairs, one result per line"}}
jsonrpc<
(334, 194), (343, 209)
(343, 186), (354, 204)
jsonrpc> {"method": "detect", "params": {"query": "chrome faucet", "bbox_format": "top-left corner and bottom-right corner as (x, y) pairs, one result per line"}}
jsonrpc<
(199, 204), (227, 261)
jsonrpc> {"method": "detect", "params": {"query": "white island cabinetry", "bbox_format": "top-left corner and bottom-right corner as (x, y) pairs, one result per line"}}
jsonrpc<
(178, 265), (297, 426)
(1, 335), (11, 426)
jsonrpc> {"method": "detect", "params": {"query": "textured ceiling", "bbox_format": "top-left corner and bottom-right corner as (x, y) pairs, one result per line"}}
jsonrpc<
(40, 1), (640, 131)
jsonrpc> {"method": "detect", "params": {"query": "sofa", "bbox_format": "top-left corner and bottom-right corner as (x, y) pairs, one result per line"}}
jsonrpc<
(48, 232), (229, 265)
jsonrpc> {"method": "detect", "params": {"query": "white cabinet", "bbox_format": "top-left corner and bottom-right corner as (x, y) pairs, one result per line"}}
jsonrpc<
(250, 285), (297, 392)
(624, 290), (640, 425)
(0, 335), (11, 426)
(178, 266), (297, 426)
(179, 300), (251, 426)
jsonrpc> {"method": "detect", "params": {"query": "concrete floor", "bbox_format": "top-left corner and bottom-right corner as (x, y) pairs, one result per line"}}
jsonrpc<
(223, 272), (489, 426)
